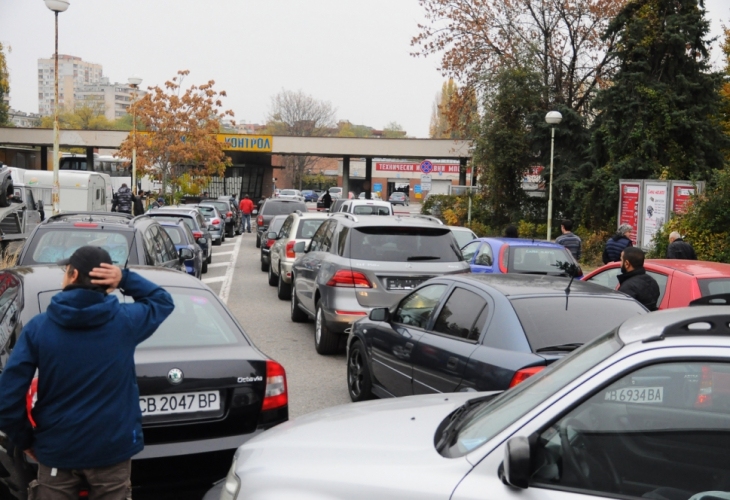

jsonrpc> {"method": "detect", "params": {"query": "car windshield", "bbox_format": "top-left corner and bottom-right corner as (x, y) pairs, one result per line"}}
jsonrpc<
(451, 229), (476, 248)
(443, 331), (623, 458)
(698, 278), (730, 296)
(350, 227), (462, 262)
(263, 202), (306, 215)
(296, 219), (326, 239)
(27, 229), (132, 265)
(162, 226), (187, 245)
(510, 296), (646, 351)
(509, 246), (573, 274)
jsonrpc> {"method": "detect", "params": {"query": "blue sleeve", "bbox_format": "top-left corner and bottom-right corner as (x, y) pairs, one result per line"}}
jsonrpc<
(0, 323), (38, 450)
(118, 269), (175, 344)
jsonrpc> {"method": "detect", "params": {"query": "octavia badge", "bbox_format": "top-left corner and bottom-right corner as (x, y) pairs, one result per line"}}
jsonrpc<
(167, 368), (184, 385)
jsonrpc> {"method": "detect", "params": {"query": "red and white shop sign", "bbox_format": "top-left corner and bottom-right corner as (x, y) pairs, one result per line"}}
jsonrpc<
(375, 162), (461, 173)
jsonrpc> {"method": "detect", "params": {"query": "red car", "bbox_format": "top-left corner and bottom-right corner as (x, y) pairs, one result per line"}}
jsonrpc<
(582, 259), (730, 309)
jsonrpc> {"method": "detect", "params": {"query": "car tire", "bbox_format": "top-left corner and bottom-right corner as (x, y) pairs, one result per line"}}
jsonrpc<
(213, 237), (221, 246)
(256, 235), (261, 248)
(202, 259), (208, 274)
(347, 340), (374, 402)
(227, 225), (234, 238)
(277, 266), (291, 300)
(290, 280), (308, 323)
(268, 261), (278, 286)
(261, 256), (269, 272)
(314, 301), (339, 355)
(206, 252), (212, 264)
(235, 224), (242, 236)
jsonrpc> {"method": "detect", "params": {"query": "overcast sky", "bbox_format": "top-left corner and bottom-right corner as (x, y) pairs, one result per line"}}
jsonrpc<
(1, 0), (728, 138)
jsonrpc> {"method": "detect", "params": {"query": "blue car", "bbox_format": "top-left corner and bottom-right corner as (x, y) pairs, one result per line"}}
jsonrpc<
(302, 190), (320, 203)
(160, 220), (205, 278)
(460, 237), (582, 277)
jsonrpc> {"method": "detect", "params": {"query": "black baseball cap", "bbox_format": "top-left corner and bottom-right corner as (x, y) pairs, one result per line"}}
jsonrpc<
(57, 246), (113, 276)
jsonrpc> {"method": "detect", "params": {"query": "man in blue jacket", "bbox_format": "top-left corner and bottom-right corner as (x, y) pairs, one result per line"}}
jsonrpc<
(0, 246), (174, 499)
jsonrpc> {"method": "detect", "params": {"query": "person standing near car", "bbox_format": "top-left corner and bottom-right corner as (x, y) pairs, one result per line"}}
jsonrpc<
(0, 246), (174, 499)
(617, 247), (660, 311)
(239, 194), (254, 233)
(132, 190), (145, 216)
(555, 219), (582, 261)
(666, 231), (698, 260)
(116, 183), (133, 215)
(322, 190), (332, 211)
(603, 223), (633, 263)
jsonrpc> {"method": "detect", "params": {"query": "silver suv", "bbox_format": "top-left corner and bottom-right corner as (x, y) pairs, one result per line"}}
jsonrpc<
(267, 211), (328, 300)
(290, 214), (470, 354)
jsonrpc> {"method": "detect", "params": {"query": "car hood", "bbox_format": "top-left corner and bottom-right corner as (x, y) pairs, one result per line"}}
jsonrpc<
(233, 392), (492, 500)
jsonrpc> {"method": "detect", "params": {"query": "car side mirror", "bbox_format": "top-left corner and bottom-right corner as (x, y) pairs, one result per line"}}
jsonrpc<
(197, 237), (207, 245)
(293, 241), (307, 254)
(499, 436), (531, 489)
(179, 248), (194, 261)
(267, 231), (278, 240)
(252, 209), (258, 215)
(369, 308), (390, 322)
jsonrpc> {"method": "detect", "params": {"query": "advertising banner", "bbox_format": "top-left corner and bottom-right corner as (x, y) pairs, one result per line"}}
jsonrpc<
(642, 182), (668, 249)
(618, 182), (641, 246)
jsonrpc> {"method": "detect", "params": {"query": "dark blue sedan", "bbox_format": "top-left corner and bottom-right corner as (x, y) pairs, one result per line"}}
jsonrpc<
(160, 220), (204, 278)
(346, 274), (647, 401)
(460, 237), (582, 277)
(302, 190), (319, 202)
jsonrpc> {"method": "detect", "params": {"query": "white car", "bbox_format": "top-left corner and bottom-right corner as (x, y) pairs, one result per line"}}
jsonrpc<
(209, 304), (730, 500)
(358, 192), (382, 200)
(277, 189), (304, 202)
(338, 199), (393, 216)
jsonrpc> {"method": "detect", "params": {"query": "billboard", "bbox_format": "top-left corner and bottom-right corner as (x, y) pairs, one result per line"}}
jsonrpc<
(618, 181), (641, 246)
(642, 182), (668, 249)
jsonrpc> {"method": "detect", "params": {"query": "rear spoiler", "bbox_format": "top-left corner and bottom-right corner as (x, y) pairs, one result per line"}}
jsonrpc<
(689, 294), (730, 306)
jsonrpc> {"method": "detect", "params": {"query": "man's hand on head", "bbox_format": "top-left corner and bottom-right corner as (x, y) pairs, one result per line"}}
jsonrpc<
(89, 263), (123, 293)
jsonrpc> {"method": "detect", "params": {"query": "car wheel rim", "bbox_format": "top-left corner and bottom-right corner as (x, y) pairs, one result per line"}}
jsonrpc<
(291, 283), (296, 313)
(315, 308), (322, 344)
(348, 348), (363, 397)
(277, 271), (282, 292)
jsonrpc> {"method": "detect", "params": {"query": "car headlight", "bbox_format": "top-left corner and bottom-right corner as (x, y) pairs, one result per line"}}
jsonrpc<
(219, 458), (241, 500)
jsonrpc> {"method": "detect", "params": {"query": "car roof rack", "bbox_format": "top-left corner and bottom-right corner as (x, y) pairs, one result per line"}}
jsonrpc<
(410, 214), (444, 225)
(330, 212), (358, 223)
(690, 294), (730, 306)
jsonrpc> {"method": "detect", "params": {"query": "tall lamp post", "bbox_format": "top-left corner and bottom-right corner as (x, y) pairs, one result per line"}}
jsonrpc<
(44, 0), (69, 216)
(128, 76), (142, 195)
(545, 110), (563, 241)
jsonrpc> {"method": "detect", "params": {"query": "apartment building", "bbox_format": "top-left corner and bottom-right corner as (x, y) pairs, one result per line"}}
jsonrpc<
(37, 54), (103, 115)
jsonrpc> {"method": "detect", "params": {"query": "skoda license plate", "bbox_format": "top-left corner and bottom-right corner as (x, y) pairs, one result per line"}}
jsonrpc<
(140, 391), (220, 415)
(387, 278), (424, 291)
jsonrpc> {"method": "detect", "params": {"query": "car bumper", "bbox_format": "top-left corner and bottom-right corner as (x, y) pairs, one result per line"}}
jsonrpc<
(320, 288), (370, 334)
(279, 260), (294, 283)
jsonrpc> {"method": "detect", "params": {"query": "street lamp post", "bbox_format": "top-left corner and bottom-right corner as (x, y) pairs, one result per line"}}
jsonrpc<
(128, 76), (142, 196)
(545, 110), (563, 241)
(44, 0), (69, 216)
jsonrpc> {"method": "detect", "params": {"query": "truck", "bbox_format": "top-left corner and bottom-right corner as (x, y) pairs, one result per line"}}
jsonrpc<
(9, 167), (113, 213)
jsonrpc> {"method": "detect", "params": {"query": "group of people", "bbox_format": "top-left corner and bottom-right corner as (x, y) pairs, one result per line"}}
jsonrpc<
(110, 184), (165, 216)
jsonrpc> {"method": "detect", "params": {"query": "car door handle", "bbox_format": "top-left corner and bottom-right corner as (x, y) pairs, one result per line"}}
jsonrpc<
(447, 357), (459, 370)
(404, 342), (414, 354)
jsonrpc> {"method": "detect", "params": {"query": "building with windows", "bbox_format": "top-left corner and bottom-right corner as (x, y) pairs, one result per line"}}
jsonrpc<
(9, 109), (41, 128)
(37, 54), (103, 116)
(75, 77), (146, 121)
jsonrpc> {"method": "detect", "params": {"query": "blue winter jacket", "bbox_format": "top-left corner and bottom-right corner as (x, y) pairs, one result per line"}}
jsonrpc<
(0, 270), (174, 469)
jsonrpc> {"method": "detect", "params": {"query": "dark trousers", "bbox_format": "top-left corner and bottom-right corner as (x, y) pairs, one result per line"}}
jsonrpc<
(29, 459), (132, 500)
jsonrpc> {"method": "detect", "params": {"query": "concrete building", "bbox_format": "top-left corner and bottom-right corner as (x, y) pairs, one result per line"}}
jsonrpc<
(75, 77), (146, 121)
(9, 109), (41, 128)
(38, 54), (103, 116)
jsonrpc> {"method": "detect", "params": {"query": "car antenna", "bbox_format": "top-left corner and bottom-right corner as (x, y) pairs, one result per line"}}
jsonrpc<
(123, 231), (137, 270)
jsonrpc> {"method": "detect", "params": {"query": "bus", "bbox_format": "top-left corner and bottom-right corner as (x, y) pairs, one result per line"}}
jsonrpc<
(59, 153), (159, 193)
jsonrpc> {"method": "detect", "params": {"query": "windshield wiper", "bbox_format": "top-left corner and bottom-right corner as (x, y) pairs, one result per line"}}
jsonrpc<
(407, 256), (441, 261)
(535, 343), (583, 353)
(435, 395), (498, 454)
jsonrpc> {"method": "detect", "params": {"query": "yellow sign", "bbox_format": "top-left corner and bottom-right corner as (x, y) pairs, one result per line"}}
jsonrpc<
(218, 134), (272, 152)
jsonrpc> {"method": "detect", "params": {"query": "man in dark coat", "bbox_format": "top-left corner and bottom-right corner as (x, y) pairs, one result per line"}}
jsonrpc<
(666, 231), (697, 260)
(617, 247), (661, 311)
(116, 184), (133, 214)
(322, 190), (332, 210)
(0, 246), (174, 498)
(132, 191), (145, 216)
(504, 225), (519, 238)
(603, 223), (633, 263)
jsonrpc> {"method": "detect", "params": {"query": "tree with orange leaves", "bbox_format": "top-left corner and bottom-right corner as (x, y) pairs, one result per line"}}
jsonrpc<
(117, 71), (234, 199)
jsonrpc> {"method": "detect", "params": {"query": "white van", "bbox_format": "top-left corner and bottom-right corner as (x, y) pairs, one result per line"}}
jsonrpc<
(338, 199), (394, 216)
(9, 168), (112, 212)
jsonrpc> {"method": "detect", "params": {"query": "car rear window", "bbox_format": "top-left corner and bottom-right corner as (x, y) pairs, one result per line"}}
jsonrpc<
(451, 229), (476, 248)
(509, 246), (574, 274)
(26, 229), (133, 265)
(196, 206), (217, 217)
(280, 190), (297, 196)
(698, 278), (730, 296)
(162, 226), (186, 245)
(350, 227), (462, 262)
(352, 205), (391, 215)
(263, 201), (306, 215)
(510, 296), (646, 351)
(206, 201), (229, 214)
(296, 219), (326, 239)
(269, 217), (287, 234)
(149, 215), (196, 232)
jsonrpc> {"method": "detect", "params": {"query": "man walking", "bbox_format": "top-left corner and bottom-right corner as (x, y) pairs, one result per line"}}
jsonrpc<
(666, 231), (697, 260)
(116, 183), (133, 215)
(603, 223), (633, 263)
(555, 219), (582, 261)
(0, 246), (174, 499)
(239, 194), (254, 233)
(617, 247), (661, 311)
(321, 190), (332, 211)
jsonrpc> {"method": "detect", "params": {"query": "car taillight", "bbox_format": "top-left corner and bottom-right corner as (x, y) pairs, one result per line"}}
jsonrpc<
(212, 219), (221, 225)
(286, 241), (296, 258)
(257, 215), (264, 226)
(335, 310), (368, 316)
(227, 211), (233, 217)
(499, 245), (509, 273)
(509, 366), (545, 388)
(326, 270), (372, 288)
(266, 238), (276, 248)
(262, 360), (287, 411)
(193, 231), (203, 239)
(74, 222), (98, 227)
(696, 365), (713, 408)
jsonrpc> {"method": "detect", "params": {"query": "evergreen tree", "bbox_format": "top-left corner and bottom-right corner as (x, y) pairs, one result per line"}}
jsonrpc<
(588, 0), (727, 221)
